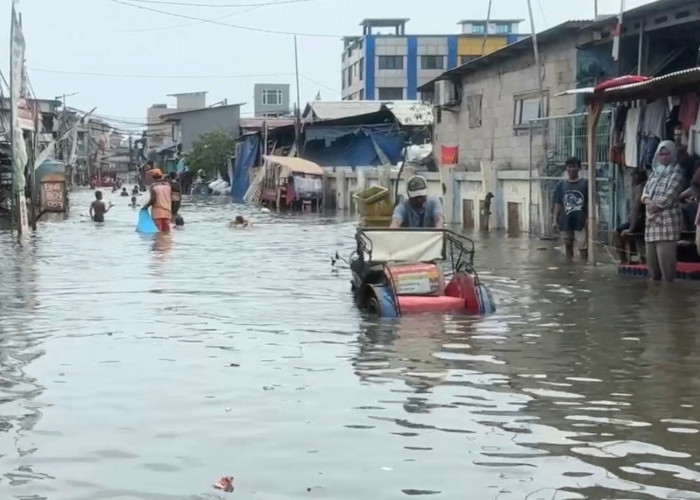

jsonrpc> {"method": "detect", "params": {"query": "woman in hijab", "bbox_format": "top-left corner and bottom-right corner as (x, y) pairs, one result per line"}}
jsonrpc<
(641, 140), (685, 282)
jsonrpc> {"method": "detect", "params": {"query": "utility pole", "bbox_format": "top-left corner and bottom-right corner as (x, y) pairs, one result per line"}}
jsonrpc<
(294, 35), (302, 155)
(594, 0), (598, 18)
(526, 0), (545, 121)
(481, 0), (494, 57)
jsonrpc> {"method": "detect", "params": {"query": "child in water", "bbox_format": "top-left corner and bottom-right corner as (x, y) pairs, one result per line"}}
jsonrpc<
(129, 196), (139, 208)
(230, 215), (251, 229)
(89, 191), (114, 222)
(174, 215), (185, 229)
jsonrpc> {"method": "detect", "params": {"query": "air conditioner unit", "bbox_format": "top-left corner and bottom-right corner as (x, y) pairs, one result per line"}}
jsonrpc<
(435, 80), (456, 107)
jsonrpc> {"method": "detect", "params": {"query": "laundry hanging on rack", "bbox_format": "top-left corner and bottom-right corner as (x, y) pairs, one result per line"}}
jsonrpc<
(624, 107), (642, 168)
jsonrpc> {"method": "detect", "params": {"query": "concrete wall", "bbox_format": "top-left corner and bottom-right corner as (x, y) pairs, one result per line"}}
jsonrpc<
(174, 92), (206, 111)
(177, 106), (241, 151)
(325, 167), (542, 233)
(433, 37), (580, 175)
(254, 83), (290, 117)
(147, 106), (172, 150)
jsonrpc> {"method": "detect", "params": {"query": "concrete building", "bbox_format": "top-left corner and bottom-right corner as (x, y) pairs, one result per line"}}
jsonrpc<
(254, 83), (290, 117)
(341, 18), (525, 101)
(161, 103), (242, 152)
(147, 91), (208, 151)
(168, 91), (207, 111)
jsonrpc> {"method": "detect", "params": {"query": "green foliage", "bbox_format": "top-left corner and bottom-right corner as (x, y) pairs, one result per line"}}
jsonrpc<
(186, 131), (236, 176)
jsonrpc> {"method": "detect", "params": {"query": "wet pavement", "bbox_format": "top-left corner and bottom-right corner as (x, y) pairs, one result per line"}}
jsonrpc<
(1, 189), (699, 499)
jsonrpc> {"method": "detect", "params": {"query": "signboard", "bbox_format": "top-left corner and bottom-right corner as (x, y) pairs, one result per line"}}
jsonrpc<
(40, 180), (67, 213)
(386, 263), (443, 296)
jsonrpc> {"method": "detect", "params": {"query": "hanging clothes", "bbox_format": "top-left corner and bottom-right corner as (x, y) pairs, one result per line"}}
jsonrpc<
(641, 99), (669, 140)
(624, 107), (642, 168)
(679, 92), (700, 131)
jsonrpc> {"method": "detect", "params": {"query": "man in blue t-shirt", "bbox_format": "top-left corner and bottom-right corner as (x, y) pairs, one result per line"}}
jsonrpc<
(553, 157), (589, 260)
(390, 175), (444, 228)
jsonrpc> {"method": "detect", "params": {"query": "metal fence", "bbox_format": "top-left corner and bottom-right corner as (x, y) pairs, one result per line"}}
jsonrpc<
(528, 111), (625, 243)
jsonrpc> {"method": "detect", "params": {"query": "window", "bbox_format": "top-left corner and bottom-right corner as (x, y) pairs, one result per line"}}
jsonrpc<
(359, 89), (365, 100)
(466, 94), (482, 128)
(377, 87), (403, 100)
(359, 58), (364, 81)
(460, 55), (477, 65)
(514, 93), (548, 126)
(341, 69), (346, 89)
(421, 55), (444, 70)
(347, 67), (352, 87)
(472, 23), (486, 34)
(496, 23), (511, 34)
(262, 89), (283, 106)
(378, 55), (403, 70)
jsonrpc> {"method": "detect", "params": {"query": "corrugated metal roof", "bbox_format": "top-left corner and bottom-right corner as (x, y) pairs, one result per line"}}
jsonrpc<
(304, 101), (383, 121)
(585, 0), (696, 30)
(240, 117), (295, 129)
(303, 100), (432, 126)
(384, 101), (433, 126)
(556, 67), (700, 103)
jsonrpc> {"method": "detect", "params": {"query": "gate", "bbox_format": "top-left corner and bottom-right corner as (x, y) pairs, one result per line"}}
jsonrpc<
(528, 111), (624, 243)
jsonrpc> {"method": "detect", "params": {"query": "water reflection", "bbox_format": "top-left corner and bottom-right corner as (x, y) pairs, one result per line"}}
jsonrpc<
(0, 190), (698, 499)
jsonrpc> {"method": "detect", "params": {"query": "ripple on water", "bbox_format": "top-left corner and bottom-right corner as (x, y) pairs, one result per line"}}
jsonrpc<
(1, 191), (700, 499)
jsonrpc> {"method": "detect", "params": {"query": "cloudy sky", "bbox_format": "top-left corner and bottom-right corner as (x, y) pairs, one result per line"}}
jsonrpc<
(1, 0), (654, 131)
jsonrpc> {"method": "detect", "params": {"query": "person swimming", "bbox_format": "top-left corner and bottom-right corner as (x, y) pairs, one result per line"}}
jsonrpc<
(89, 190), (114, 222)
(132, 185), (140, 196)
(230, 215), (251, 229)
(129, 196), (139, 208)
(174, 215), (184, 229)
(120, 187), (129, 197)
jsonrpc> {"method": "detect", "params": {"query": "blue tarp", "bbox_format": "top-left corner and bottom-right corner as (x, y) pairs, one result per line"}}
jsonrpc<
(231, 135), (260, 202)
(303, 124), (405, 167)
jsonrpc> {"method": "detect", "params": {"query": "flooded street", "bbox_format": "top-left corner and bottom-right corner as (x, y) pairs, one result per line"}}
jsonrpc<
(1, 190), (700, 500)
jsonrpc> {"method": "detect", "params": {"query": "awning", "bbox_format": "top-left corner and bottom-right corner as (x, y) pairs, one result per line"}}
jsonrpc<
(263, 155), (323, 176)
(555, 67), (700, 104)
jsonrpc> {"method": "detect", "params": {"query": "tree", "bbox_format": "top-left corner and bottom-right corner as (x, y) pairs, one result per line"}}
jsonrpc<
(186, 130), (236, 177)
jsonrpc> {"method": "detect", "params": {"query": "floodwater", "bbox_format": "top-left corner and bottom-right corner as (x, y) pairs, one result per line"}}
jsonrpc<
(1, 189), (699, 500)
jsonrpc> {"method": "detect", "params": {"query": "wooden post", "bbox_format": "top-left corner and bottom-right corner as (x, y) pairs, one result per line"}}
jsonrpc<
(587, 101), (603, 265)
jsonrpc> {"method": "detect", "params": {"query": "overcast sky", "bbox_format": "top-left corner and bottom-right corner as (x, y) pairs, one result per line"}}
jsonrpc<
(1, 0), (655, 131)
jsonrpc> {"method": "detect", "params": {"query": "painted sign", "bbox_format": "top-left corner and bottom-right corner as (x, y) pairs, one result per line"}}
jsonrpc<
(386, 263), (442, 295)
(40, 181), (67, 213)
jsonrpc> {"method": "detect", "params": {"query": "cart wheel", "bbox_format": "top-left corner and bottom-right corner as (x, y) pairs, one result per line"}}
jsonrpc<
(364, 296), (381, 315)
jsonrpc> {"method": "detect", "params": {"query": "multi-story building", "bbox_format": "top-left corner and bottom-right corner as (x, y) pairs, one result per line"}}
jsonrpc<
(341, 18), (524, 101)
(146, 91), (208, 151)
(254, 83), (291, 117)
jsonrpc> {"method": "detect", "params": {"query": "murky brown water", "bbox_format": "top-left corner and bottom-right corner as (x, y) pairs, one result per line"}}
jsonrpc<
(1, 189), (699, 499)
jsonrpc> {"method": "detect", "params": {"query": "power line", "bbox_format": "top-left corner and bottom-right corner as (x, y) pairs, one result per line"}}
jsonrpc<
(30, 67), (295, 79)
(108, 0), (337, 37)
(126, 0), (318, 7)
(109, 1), (260, 33)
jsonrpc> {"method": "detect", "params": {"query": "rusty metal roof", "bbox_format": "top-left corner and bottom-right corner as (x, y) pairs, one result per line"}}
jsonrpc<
(556, 67), (700, 103)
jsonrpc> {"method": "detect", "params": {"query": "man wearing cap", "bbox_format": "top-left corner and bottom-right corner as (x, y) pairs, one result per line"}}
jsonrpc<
(142, 169), (172, 232)
(390, 175), (444, 229)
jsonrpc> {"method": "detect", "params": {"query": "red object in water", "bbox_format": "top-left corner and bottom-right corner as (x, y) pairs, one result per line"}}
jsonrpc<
(444, 271), (481, 314)
(397, 295), (467, 313)
(594, 75), (649, 93)
(213, 476), (235, 493)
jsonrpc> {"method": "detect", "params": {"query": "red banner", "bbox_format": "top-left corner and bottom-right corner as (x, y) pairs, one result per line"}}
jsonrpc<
(441, 145), (458, 165)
